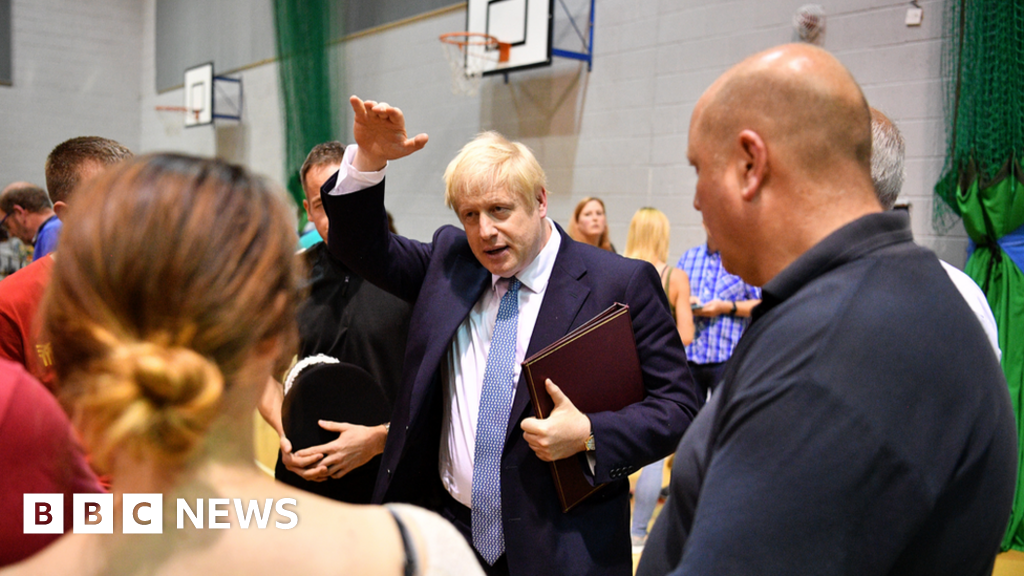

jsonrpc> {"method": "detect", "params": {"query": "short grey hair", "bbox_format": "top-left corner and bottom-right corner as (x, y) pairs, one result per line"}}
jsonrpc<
(870, 108), (905, 210)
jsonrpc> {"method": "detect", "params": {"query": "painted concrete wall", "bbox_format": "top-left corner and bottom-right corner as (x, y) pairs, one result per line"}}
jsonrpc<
(3, 0), (965, 267)
(137, 0), (964, 265)
(0, 0), (142, 191)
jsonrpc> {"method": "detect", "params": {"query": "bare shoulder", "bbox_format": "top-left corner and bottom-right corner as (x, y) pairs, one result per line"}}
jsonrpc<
(258, 487), (405, 575)
(670, 267), (690, 291)
(385, 504), (485, 576)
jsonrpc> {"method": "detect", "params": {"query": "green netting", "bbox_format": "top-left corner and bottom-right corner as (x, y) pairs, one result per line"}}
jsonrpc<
(935, 0), (1024, 208)
(273, 0), (339, 231)
(935, 0), (1024, 552)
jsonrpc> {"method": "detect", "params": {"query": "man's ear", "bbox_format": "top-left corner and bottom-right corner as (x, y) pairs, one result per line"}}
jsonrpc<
(53, 201), (67, 220)
(535, 187), (548, 218)
(737, 129), (767, 201)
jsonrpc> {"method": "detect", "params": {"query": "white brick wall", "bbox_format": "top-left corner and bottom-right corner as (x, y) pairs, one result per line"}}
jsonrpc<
(3, 0), (968, 268)
(0, 0), (142, 191)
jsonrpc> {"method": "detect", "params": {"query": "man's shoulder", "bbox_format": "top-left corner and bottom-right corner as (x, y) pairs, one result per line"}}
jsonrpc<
(299, 241), (330, 268)
(37, 216), (61, 236)
(432, 223), (470, 245)
(743, 248), (986, 379)
(421, 224), (478, 268)
(683, 244), (706, 258)
(0, 256), (53, 306)
(561, 236), (649, 278)
(939, 260), (987, 305)
(676, 245), (707, 269)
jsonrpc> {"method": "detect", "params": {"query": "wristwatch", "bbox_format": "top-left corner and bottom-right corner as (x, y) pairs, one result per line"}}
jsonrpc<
(584, 430), (596, 452)
(730, 301), (738, 315)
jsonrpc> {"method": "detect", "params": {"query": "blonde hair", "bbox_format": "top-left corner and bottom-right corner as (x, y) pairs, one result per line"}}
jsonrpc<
(569, 197), (613, 252)
(43, 154), (301, 470)
(624, 207), (670, 264)
(444, 131), (547, 213)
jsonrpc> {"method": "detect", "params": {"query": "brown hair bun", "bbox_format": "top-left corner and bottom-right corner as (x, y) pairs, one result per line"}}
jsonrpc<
(74, 332), (224, 468)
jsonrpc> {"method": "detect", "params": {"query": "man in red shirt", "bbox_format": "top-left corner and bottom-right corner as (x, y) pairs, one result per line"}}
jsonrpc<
(0, 137), (131, 391)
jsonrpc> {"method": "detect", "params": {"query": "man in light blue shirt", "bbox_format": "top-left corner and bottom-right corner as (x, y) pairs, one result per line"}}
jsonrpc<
(0, 183), (59, 261)
(677, 228), (761, 404)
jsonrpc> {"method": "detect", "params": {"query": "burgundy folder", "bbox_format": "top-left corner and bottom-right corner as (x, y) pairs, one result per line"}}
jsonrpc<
(522, 303), (645, 512)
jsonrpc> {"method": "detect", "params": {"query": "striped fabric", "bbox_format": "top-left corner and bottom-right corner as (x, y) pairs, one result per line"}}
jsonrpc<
(677, 245), (761, 364)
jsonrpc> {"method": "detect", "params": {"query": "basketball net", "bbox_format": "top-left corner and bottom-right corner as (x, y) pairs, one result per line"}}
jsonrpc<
(154, 105), (200, 134)
(440, 32), (510, 97)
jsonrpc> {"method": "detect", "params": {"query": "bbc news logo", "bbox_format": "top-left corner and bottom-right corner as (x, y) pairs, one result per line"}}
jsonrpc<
(24, 494), (297, 534)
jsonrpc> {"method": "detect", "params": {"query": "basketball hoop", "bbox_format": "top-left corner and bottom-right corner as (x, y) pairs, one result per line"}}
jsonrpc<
(155, 105), (201, 122)
(439, 32), (510, 96)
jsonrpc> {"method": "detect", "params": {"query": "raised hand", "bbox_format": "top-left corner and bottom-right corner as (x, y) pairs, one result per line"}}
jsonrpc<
(350, 95), (429, 172)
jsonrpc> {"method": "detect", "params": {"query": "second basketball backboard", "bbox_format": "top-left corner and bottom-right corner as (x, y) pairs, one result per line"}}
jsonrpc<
(184, 62), (213, 126)
(467, 0), (553, 76)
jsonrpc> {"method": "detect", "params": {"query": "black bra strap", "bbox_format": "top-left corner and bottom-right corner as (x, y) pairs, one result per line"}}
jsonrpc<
(388, 508), (419, 576)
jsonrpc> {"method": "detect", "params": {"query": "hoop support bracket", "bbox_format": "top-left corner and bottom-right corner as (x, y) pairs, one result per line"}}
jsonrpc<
(551, 0), (595, 71)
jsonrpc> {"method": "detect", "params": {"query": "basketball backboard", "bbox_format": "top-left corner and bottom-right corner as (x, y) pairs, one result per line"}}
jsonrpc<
(178, 62), (243, 127)
(184, 62), (213, 127)
(467, 0), (553, 76)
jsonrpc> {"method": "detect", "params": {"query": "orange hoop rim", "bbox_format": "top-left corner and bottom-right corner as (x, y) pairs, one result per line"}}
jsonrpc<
(440, 31), (501, 47)
(155, 105), (201, 120)
(439, 32), (511, 63)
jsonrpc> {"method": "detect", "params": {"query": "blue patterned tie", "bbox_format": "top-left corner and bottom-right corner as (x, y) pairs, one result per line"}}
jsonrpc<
(471, 277), (522, 565)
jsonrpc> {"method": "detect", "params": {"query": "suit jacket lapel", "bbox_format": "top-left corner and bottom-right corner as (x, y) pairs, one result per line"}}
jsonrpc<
(505, 226), (590, 441)
(409, 251), (490, 427)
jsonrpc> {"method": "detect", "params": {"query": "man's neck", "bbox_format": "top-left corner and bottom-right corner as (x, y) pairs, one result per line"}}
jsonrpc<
(27, 210), (55, 241)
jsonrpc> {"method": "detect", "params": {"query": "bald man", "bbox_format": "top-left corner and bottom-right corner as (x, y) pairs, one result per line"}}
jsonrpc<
(637, 44), (1016, 576)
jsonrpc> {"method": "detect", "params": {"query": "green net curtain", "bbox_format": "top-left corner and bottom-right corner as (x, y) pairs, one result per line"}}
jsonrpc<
(274, 0), (339, 231)
(934, 0), (1024, 551)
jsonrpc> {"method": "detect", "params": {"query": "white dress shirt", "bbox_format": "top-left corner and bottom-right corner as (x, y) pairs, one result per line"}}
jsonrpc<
(940, 260), (1001, 361)
(328, 144), (561, 508)
(438, 223), (560, 507)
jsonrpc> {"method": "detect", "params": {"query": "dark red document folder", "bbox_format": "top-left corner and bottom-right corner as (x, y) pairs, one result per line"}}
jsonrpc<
(522, 303), (645, 512)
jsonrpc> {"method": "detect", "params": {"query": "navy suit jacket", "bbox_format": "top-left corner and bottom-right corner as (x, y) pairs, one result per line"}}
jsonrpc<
(323, 178), (699, 576)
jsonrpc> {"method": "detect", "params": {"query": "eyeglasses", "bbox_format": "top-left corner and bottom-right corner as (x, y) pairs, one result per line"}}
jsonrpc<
(0, 211), (11, 231)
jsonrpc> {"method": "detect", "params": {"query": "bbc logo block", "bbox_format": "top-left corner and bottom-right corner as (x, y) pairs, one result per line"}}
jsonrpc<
(23, 494), (63, 534)
(24, 493), (162, 535)
(73, 493), (114, 533)
(23, 494), (296, 534)
(123, 494), (162, 534)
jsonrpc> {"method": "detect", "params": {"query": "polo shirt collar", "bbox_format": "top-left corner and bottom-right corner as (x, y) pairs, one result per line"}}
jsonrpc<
(756, 211), (913, 321)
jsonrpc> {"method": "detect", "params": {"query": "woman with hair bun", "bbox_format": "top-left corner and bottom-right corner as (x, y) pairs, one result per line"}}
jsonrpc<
(6, 154), (482, 576)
